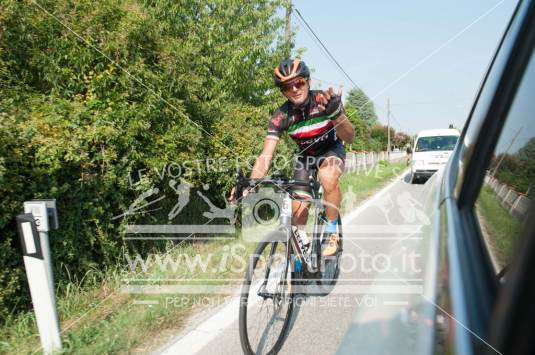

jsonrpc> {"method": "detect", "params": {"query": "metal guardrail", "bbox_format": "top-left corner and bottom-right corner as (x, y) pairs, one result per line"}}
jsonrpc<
(484, 175), (531, 220)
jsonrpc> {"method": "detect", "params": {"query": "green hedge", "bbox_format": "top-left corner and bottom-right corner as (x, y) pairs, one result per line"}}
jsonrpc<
(0, 0), (293, 321)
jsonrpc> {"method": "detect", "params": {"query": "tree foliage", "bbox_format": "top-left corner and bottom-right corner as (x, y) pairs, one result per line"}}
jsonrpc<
(343, 102), (368, 151)
(493, 137), (535, 197)
(345, 88), (378, 127)
(344, 101), (409, 152)
(393, 132), (411, 148)
(0, 0), (292, 320)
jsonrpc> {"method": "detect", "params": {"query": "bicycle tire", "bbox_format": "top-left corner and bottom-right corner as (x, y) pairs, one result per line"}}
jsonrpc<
(239, 230), (295, 355)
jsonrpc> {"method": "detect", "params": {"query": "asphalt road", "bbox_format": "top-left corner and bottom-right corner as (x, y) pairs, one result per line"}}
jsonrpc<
(156, 171), (437, 355)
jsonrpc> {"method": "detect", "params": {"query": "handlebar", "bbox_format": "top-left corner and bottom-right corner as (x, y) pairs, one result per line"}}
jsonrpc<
(234, 168), (318, 201)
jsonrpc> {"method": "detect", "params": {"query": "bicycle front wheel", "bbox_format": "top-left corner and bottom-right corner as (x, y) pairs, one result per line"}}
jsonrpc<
(239, 230), (295, 355)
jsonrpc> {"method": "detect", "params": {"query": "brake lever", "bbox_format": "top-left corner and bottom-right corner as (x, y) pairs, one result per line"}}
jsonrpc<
(235, 168), (244, 201)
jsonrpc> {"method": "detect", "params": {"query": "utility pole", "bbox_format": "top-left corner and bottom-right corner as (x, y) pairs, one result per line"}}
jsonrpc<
(387, 98), (391, 155)
(492, 126), (523, 177)
(285, 0), (292, 54)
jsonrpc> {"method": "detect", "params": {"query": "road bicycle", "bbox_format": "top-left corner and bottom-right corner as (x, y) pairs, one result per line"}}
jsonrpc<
(235, 169), (343, 355)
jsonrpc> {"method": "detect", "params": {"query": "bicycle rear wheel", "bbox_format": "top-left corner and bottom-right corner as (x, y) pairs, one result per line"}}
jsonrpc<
(316, 215), (343, 295)
(239, 230), (295, 355)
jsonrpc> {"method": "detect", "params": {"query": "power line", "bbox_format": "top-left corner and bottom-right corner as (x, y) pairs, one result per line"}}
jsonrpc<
(293, 7), (409, 136)
(293, 7), (360, 90)
(390, 111), (408, 134)
(293, 15), (344, 84)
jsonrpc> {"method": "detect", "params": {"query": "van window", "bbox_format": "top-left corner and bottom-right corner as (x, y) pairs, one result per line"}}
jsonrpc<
(415, 136), (459, 152)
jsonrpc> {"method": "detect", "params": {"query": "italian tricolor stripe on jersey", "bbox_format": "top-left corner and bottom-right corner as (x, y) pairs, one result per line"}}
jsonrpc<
(288, 116), (333, 139)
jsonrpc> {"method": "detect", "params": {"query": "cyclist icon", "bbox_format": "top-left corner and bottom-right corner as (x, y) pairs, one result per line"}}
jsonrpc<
(197, 190), (238, 224)
(168, 179), (193, 220)
(112, 186), (164, 220)
(396, 192), (430, 225)
(373, 191), (431, 225)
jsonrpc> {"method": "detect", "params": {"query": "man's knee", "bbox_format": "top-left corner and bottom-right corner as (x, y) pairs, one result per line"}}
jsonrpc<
(322, 178), (340, 193)
(319, 160), (342, 193)
(292, 200), (310, 224)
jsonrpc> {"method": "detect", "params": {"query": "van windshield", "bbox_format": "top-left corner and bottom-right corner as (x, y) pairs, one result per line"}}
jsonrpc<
(415, 135), (458, 152)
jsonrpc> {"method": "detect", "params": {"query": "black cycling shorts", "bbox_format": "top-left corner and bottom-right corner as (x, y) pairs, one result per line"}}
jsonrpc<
(291, 143), (346, 200)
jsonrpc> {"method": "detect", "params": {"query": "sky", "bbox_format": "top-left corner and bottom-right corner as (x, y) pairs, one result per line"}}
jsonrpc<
(291, 0), (519, 135)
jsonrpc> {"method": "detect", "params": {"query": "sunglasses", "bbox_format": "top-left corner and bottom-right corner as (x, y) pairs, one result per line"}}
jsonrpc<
(281, 78), (307, 93)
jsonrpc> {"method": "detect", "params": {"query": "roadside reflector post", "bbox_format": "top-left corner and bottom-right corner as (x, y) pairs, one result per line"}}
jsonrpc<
(18, 200), (62, 354)
(23, 200), (58, 299)
(16, 213), (62, 353)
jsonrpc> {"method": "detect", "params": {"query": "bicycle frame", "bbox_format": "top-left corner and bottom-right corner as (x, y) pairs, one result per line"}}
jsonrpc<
(235, 169), (327, 278)
(279, 172), (326, 274)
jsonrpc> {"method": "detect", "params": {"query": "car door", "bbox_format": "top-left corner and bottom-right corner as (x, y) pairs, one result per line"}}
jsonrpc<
(435, 0), (535, 354)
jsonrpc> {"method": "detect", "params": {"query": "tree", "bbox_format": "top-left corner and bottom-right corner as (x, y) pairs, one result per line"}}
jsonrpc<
(493, 138), (535, 197)
(393, 132), (411, 148)
(518, 137), (535, 161)
(343, 102), (368, 151)
(370, 124), (395, 151)
(345, 88), (378, 126)
(0, 0), (292, 321)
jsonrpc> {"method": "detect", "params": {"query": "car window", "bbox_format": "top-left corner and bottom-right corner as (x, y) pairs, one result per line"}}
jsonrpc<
(474, 48), (535, 273)
(456, 1), (527, 191)
(415, 136), (458, 152)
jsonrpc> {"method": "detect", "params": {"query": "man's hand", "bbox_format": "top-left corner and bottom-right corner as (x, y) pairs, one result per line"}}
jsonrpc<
(228, 186), (238, 204)
(228, 186), (252, 205)
(318, 87), (344, 120)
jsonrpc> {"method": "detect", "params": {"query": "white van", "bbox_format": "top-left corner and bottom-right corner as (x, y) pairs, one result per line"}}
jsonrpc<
(410, 128), (460, 183)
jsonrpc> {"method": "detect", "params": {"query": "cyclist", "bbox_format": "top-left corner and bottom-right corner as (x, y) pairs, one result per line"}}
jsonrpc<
(234, 58), (355, 256)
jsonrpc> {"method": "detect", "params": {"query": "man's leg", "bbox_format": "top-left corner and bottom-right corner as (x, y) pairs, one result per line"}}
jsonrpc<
(318, 156), (344, 256)
(318, 156), (344, 221)
(292, 200), (311, 227)
(291, 155), (313, 229)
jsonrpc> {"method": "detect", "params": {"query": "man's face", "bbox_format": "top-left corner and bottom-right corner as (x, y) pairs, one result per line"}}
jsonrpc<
(281, 77), (310, 106)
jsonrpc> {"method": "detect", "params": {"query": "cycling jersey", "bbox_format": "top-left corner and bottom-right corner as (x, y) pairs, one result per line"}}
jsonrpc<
(266, 90), (341, 156)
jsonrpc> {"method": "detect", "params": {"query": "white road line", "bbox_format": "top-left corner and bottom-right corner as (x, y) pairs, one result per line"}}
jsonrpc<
(157, 282), (263, 355)
(156, 170), (408, 355)
(159, 296), (242, 355)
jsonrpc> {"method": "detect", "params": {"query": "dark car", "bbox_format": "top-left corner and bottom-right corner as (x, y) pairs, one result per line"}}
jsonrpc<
(433, 0), (535, 354)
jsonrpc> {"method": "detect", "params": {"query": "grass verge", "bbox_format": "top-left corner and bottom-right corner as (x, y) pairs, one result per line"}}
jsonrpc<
(0, 159), (406, 354)
(476, 185), (522, 268)
(340, 159), (407, 213)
